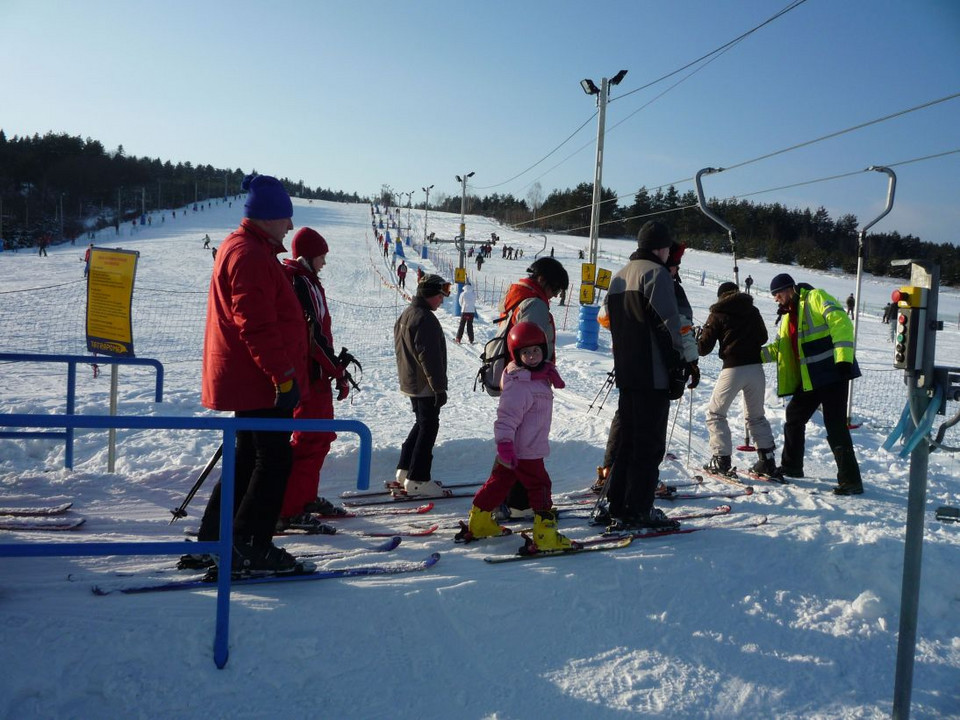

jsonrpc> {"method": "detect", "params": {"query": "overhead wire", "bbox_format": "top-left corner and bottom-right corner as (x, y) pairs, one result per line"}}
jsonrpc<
(473, 0), (810, 192)
(508, 93), (960, 230)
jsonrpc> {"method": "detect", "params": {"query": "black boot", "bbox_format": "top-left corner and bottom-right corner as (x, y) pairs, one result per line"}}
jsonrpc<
(750, 448), (780, 478)
(703, 455), (732, 474)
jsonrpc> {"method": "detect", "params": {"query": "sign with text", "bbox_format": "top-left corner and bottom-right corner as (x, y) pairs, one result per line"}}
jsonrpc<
(86, 247), (139, 356)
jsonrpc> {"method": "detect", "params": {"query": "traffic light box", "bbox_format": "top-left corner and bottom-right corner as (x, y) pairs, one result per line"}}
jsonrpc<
(892, 285), (927, 371)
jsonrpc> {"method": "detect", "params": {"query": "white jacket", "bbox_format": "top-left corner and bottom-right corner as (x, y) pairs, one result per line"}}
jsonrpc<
(459, 284), (476, 314)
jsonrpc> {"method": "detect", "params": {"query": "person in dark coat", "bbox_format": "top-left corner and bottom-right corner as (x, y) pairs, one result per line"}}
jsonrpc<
(698, 282), (777, 476)
(393, 274), (450, 497)
(601, 221), (690, 530)
(192, 174), (310, 576)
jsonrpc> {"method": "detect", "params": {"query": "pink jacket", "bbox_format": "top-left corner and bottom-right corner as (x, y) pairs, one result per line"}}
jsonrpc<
(493, 361), (558, 459)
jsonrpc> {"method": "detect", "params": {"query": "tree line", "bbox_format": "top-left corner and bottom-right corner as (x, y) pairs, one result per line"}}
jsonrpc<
(5, 129), (954, 286)
(435, 181), (958, 287)
(0, 130), (362, 248)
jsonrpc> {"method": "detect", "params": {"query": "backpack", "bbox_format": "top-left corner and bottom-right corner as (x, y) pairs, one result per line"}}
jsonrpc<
(474, 300), (522, 397)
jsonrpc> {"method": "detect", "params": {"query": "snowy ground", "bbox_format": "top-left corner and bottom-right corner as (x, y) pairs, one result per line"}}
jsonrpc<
(0, 198), (958, 719)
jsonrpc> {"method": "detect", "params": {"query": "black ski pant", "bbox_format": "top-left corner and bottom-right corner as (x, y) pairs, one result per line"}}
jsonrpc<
(607, 388), (670, 519)
(781, 381), (862, 486)
(198, 407), (293, 543)
(398, 396), (441, 482)
(455, 313), (474, 343)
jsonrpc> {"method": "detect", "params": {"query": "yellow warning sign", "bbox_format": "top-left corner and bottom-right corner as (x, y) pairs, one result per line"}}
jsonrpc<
(85, 247), (139, 356)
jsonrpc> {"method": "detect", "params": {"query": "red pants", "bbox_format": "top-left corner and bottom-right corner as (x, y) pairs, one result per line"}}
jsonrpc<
(281, 381), (336, 517)
(473, 457), (552, 513)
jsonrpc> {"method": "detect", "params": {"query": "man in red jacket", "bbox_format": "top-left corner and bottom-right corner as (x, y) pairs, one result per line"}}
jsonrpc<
(191, 174), (310, 576)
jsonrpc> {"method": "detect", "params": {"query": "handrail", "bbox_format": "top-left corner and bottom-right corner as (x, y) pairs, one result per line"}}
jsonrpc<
(0, 412), (372, 668)
(0, 353), (164, 468)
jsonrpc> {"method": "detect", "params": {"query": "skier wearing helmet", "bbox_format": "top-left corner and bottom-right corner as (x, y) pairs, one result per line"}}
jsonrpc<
(494, 256), (570, 519)
(456, 322), (577, 554)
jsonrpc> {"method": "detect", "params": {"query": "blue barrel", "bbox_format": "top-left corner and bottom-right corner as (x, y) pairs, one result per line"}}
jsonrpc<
(577, 304), (601, 351)
(421, 246), (428, 259)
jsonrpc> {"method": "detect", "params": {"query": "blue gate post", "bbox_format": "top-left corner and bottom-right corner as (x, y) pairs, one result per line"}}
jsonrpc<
(213, 429), (236, 669)
(577, 304), (600, 351)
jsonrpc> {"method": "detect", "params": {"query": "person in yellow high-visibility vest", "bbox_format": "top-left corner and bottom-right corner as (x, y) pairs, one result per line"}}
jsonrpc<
(761, 273), (864, 495)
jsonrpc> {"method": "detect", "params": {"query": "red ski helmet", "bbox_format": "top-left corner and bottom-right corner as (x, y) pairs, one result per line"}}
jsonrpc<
(507, 322), (548, 366)
(291, 227), (329, 261)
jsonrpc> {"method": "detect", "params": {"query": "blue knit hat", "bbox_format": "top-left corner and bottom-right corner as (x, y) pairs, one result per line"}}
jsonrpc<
(242, 174), (293, 220)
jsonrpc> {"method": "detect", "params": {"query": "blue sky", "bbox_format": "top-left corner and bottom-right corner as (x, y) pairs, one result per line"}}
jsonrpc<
(3, 0), (959, 244)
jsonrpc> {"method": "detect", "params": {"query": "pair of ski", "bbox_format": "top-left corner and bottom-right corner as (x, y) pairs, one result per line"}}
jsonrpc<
(0, 502), (85, 531)
(341, 482), (481, 506)
(94, 536), (440, 595)
(482, 506), (768, 564)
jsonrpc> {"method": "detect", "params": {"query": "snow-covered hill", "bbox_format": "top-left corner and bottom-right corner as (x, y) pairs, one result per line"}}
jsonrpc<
(0, 198), (957, 719)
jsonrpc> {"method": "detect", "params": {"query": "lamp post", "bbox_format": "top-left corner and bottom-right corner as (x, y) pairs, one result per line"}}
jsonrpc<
(577, 69), (627, 351)
(422, 184), (434, 248)
(454, 172), (475, 317)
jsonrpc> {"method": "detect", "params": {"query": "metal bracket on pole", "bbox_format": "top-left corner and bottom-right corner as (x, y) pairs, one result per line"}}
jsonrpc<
(848, 166), (897, 424)
(695, 167), (739, 288)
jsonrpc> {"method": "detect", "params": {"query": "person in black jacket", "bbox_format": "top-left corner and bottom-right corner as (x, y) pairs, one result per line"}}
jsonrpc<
(697, 282), (777, 476)
(601, 221), (690, 530)
(393, 274), (450, 497)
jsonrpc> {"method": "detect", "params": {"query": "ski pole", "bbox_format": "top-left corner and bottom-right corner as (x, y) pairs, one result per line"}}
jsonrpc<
(170, 444), (222, 523)
(596, 373), (616, 413)
(737, 422), (756, 452)
(588, 370), (615, 413)
(666, 393), (684, 450)
(687, 385), (694, 469)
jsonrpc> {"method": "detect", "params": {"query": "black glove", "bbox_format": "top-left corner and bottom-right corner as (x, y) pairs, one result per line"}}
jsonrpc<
(274, 377), (301, 410)
(836, 361), (853, 380)
(435, 391), (447, 408)
(687, 362), (700, 389)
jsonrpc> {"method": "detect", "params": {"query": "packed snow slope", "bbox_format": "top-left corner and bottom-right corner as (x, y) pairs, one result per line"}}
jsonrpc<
(0, 198), (958, 719)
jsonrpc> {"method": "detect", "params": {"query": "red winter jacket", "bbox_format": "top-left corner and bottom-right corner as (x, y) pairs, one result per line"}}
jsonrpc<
(202, 220), (308, 411)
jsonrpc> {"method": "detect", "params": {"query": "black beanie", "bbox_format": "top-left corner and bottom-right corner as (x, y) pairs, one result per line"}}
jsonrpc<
(637, 221), (672, 251)
(417, 274), (448, 298)
(717, 281), (738, 298)
(770, 273), (796, 294)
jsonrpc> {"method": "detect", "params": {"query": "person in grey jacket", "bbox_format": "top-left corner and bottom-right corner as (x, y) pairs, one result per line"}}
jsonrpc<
(601, 221), (690, 530)
(393, 274), (450, 497)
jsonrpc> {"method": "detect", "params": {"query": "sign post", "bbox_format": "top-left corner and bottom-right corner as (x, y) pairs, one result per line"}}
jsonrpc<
(85, 247), (139, 471)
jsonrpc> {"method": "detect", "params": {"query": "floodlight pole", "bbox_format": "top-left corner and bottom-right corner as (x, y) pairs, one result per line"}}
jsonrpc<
(455, 172), (474, 317)
(586, 78), (609, 268)
(695, 167), (740, 289)
(848, 166), (896, 423)
(422, 185), (434, 247)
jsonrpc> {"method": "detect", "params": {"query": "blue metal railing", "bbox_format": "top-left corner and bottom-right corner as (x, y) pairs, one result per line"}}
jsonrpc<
(0, 413), (372, 668)
(0, 353), (164, 468)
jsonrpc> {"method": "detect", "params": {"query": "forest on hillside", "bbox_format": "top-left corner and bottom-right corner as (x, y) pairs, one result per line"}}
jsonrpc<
(3, 130), (955, 285)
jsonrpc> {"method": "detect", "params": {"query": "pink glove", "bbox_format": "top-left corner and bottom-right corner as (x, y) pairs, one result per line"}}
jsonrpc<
(496, 441), (517, 469)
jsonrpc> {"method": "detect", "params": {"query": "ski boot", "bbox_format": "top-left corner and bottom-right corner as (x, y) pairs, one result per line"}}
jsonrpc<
(703, 454), (732, 475)
(229, 537), (314, 578)
(302, 496), (350, 517)
(522, 509), (580, 554)
(749, 448), (781, 479)
(403, 478), (449, 498)
(277, 513), (337, 535)
(455, 506), (512, 543)
(386, 468), (407, 491)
